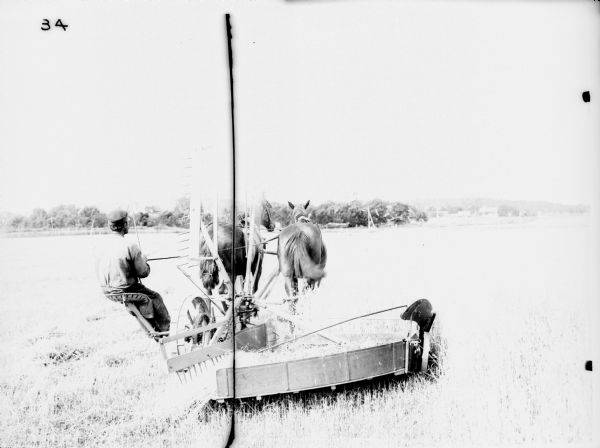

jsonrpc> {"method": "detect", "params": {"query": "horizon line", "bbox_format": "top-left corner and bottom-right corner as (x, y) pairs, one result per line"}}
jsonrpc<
(0, 196), (591, 216)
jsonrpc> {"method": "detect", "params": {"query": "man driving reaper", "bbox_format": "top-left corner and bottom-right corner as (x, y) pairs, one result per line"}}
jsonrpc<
(95, 210), (171, 334)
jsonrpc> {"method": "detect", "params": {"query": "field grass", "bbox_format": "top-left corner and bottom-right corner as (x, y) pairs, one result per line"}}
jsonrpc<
(0, 215), (597, 447)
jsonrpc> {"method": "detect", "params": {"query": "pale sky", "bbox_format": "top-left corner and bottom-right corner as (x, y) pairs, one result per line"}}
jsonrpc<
(0, 0), (598, 214)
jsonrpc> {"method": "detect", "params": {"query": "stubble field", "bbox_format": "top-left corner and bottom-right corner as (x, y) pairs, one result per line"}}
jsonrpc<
(0, 215), (596, 447)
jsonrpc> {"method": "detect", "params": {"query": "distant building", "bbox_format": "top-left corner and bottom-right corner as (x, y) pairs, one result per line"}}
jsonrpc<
(478, 206), (498, 216)
(431, 208), (448, 217)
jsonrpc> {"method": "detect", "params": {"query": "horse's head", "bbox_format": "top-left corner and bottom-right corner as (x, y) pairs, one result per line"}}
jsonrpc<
(238, 200), (275, 232)
(261, 200), (275, 231)
(288, 200), (312, 223)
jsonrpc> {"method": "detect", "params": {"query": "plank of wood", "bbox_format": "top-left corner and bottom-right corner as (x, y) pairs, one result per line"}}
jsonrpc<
(188, 148), (202, 260)
(166, 342), (231, 373)
(214, 341), (409, 399)
(213, 195), (219, 265)
(165, 324), (267, 372)
(125, 303), (156, 335)
(243, 209), (256, 295)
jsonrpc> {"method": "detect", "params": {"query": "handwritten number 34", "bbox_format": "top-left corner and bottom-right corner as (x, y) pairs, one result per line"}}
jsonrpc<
(41, 19), (68, 31)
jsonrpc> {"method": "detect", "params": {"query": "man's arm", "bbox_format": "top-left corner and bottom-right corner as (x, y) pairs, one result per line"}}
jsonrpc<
(129, 243), (151, 278)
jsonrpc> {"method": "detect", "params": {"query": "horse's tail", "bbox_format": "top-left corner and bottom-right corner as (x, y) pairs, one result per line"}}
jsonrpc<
(320, 241), (327, 268)
(283, 230), (326, 281)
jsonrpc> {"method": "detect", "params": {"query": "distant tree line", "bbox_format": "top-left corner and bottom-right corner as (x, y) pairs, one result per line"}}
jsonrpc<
(2, 205), (111, 232)
(416, 198), (589, 217)
(269, 200), (427, 228)
(2, 195), (590, 233)
(0, 198), (427, 232)
(0, 198), (190, 232)
(424, 202), (588, 218)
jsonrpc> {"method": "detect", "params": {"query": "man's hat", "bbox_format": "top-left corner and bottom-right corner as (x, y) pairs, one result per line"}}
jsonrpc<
(107, 209), (128, 224)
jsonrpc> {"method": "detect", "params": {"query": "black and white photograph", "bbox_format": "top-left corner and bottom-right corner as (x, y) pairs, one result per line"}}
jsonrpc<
(1, 1), (599, 447)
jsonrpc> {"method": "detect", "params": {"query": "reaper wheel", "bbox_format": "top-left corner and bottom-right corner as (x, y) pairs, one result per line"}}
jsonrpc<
(176, 296), (215, 355)
(401, 299), (436, 373)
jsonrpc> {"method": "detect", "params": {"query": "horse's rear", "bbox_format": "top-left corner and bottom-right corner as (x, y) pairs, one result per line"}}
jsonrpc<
(199, 200), (274, 296)
(199, 223), (247, 295)
(278, 221), (327, 298)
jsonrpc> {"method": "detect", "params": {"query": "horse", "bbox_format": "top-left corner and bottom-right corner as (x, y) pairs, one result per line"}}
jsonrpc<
(199, 200), (274, 300)
(277, 200), (327, 300)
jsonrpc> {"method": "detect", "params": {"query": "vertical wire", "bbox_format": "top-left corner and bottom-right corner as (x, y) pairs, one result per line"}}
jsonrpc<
(225, 13), (237, 448)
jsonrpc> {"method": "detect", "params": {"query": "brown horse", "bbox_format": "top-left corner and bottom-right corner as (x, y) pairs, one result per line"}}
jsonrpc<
(277, 200), (327, 299)
(199, 200), (274, 297)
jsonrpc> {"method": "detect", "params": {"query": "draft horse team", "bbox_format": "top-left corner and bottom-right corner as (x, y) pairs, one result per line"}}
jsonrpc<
(198, 199), (327, 305)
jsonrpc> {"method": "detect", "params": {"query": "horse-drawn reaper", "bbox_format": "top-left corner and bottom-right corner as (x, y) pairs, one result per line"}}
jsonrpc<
(100, 15), (436, 400)
(102, 171), (436, 400)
